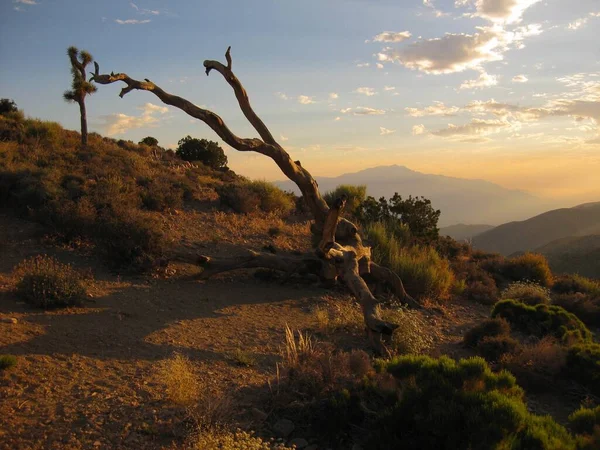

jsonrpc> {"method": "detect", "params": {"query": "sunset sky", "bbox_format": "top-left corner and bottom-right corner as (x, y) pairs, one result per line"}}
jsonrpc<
(1, 0), (599, 204)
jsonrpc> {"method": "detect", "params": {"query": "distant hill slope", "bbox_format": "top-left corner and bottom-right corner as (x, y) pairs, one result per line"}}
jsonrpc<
(472, 202), (600, 256)
(439, 224), (495, 241)
(276, 165), (557, 227)
(535, 234), (600, 279)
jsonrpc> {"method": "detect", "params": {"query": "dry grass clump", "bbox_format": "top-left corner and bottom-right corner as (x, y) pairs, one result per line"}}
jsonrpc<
(12, 255), (88, 308)
(380, 306), (434, 355)
(0, 355), (17, 370)
(192, 428), (293, 450)
(313, 296), (364, 334)
(229, 348), (257, 367)
(501, 281), (551, 305)
(217, 180), (295, 215)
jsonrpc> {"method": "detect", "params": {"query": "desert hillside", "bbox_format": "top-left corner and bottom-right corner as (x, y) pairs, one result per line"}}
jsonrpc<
(1, 113), (599, 449)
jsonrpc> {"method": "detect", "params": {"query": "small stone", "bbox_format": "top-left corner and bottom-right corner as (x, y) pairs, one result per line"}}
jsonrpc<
(272, 419), (295, 438)
(290, 438), (309, 449)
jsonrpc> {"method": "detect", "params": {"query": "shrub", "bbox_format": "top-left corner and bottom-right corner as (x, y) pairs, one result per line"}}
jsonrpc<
(368, 355), (575, 450)
(323, 184), (366, 217)
(0, 355), (17, 370)
(498, 253), (554, 287)
(569, 406), (600, 435)
(552, 274), (600, 296)
(492, 299), (592, 344)
(463, 318), (511, 348)
(381, 307), (434, 354)
(565, 343), (600, 396)
(176, 136), (228, 169)
(365, 221), (454, 299)
(218, 181), (294, 215)
(501, 281), (551, 305)
(12, 255), (87, 308)
(193, 429), (293, 450)
(140, 177), (184, 211)
(477, 335), (520, 361)
(553, 293), (600, 328)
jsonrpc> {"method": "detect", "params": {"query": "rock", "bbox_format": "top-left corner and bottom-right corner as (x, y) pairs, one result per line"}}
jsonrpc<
(0, 318), (18, 324)
(289, 438), (309, 449)
(251, 407), (268, 422)
(272, 418), (295, 438)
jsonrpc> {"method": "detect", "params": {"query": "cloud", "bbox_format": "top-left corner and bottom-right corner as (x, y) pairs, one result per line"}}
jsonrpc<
(275, 92), (288, 100)
(384, 86), (396, 91)
(334, 116), (341, 121)
(356, 63), (370, 68)
(406, 101), (459, 117)
(376, 63), (384, 69)
(512, 74), (528, 83)
(130, 2), (160, 15)
(115, 19), (151, 25)
(99, 103), (169, 136)
(15, 0), (37, 4)
(297, 95), (315, 104)
(341, 107), (386, 115)
(371, 31), (412, 43)
(423, 0), (448, 18)
(460, 70), (498, 90)
(329, 92), (339, 100)
(379, 127), (396, 135)
(568, 18), (588, 30)
(431, 118), (512, 137)
(280, 134), (289, 142)
(458, 0), (542, 24)
(354, 87), (376, 96)
(412, 124), (426, 135)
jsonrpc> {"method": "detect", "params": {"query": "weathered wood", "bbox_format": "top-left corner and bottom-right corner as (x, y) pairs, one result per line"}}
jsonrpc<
(94, 47), (420, 353)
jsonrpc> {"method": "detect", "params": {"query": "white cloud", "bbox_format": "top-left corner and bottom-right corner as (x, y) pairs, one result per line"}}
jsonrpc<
(99, 102), (169, 136)
(406, 101), (460, 116)
(371, 31), (412, 43)
(334, 116), (341, 121)
(15, 0), (37, 4)
(354, 87), (377, 96)
(275, 92), (289, 100)
(423, 0), (448, 18)
(115, 19), (151, 25)
(329, 92), (339, 100)
(384, 86), (396, 91)
(590, 12), (600, 17)
(412, 124), (426, 135)
(376, 63), (384, 69)
(130, 2), (160, 15)
(297, 95), (315, 104)
(568, 18), (588, 30)
(356, 63), (370, 68)
(512, 74), (528, 83)
(460, 71), (498, 90)
(341, 107), (386, 115)
(431, 118), (512, 137)
(280, 134), (289, 142)
(379, 127), (396, 135)
(458, 0), (542, 24)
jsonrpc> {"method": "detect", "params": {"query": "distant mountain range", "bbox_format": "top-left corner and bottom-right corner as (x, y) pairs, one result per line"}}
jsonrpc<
(472, 202), (600, 257)
(534, 234), (600, 279)
(439, 224), (496, 241)
(276, 165), (559, 227)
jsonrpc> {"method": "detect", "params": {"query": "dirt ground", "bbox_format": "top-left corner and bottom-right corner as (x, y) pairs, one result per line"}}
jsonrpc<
(0, 211), (567, 449)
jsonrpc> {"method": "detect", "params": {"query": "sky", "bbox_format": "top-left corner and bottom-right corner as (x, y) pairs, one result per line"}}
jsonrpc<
(1, 0), (599, 205)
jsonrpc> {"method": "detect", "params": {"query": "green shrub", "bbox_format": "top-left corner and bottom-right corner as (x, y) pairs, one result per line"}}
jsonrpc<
(477, 335), (520, 361)
(381, 307), (434, 354)
(492, 299), (593, 344)
(569, 406), (600, 435)
(365, 221), (453, 299)
(141, 177), (184, 211)
(218, 180), (294, 215)
(501, 281), (551, 305)
(0, 355), (17, 370)
(566, 343), (600, 396)
(323, 184), (366, 217)
(367, 355), (575, 450)
(498, 253), (554, 287)
(464, 318), (511, 347)
(12, 255), (87, 308)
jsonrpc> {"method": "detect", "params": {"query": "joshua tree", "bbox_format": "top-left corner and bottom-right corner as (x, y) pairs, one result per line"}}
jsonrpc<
(64, 46), (97, 146)
(91, 47), (419, 354)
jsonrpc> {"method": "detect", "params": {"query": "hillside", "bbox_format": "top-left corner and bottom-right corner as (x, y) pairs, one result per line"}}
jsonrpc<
(276, 165), (558, 227)
(439, 223), (495, 241)
(534, 234), (600, 278)
(472, 201), (600, 256)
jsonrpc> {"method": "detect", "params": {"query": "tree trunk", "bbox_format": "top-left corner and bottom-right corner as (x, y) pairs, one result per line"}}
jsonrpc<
(91, 47), (418, 354)
(79, 100), (88, 147)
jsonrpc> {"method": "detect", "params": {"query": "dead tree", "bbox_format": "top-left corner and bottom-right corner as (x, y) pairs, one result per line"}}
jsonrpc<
(90, 47), (418, 354)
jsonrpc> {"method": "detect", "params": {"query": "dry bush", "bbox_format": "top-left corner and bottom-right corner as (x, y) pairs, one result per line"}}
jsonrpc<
(217, 180), (295, 215)
(493, 253), (554, 287)
(553, 292), (600, 328)
(313, 296), (364, 334)
(501, 281), (551, 305)
(12, 255), (88, 308)
(192, 428), (293, 450)
(463, 318), (511, 348)
(0, 355), (17, 370)
(501, 337), (567, 386)
(381, 307), (434, 355)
